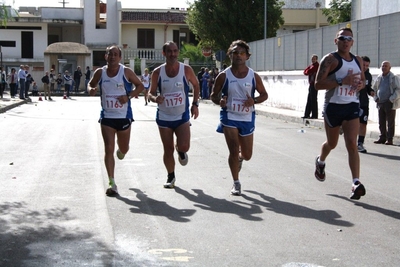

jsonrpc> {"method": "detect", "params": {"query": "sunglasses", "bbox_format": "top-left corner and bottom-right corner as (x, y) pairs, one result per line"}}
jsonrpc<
(231, 51), (246, 56)
(337, 35), (353, 41)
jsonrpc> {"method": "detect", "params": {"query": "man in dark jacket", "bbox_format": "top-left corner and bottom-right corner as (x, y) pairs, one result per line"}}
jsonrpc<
(357, 56), (374, 153)
(73, 66), (82, 94)
(42, 71), (52, 100)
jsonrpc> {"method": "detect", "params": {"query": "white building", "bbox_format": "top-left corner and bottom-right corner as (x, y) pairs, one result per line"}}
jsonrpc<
(0, 0), (194, 89)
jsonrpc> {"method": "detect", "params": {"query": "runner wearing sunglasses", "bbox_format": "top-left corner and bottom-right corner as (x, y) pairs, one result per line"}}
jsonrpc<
(313, 27), (367, 200)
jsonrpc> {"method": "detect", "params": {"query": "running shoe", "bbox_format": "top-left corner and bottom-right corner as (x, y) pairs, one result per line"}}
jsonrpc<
(314, 156), (326, 182)
(163, 176), (176, 189)
(116, 149), (125, 160)
(357, 143), (367, 153)
(175, 145), (188, 166)
(106, 183), (118, 196)
(230, 182), (241, 196)
(350, 181), (366, 200)
(238, 157), (244, 172)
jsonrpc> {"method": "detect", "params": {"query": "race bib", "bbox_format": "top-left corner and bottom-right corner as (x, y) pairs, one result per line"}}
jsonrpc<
(230, 97), (251, 113)
(164, 92), (184, 108)
(336, 85), (356, 97)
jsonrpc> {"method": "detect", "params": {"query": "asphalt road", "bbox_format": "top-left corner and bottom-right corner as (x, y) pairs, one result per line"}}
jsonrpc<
(0, 97), (399, 267)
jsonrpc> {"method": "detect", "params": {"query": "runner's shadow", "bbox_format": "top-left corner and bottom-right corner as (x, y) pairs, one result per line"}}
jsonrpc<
(174, 187), (263, 221)
(242, 190), (353, 227)
(364, 151), (400, 161)
(115, 188), (196, 222)
(328, 194), (400, 220)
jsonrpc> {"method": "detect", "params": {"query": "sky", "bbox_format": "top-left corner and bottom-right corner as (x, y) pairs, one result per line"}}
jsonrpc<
(2, 0), (192, 9)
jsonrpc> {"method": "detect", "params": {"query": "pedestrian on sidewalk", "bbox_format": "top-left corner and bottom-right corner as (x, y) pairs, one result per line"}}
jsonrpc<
(148, 41), (200, 189)
(372, 61), (400, 146)
(302, 54), (319, 119)
(73, 66), (82, 94)
(50, 69), (56, 93)
(18, 65), (26, 99)
(56, 73), (63, 94)
(88, 45), (144, 196)
(0, 67), (6, 99)
(25, 65), (34, 99)
(210, 39), (268, 196)
(63, 70), (72, 98)
(41, 71), (52, 100)
(314, 27), (367, 200)
(141, 68), (150, 105)
(85, 66), (91, 94)
(31, 82), (38, 96)
(7, 68), (18, 98)
(357, 56), (374, 153)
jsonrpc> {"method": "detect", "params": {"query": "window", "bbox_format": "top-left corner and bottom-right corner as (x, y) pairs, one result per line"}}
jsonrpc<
(137, 29), (155, 49)
(21, 31), (33, 59)
(0, 41), (16, 47)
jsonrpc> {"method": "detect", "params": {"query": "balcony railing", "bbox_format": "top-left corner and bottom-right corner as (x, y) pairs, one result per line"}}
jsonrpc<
(122, 49), (164, 63)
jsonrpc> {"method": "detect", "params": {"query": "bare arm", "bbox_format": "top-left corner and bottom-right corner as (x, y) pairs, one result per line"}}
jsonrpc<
(210, 72), (226, 106)
(87, 68), (102, 96)
(315, 54), (338, 90)
(125, 68), (145, 99)
(184, 65), (200, 119)
(184, 65), (200, 104)
(253, 73), (268, 104)
(148, 68), (165, 104)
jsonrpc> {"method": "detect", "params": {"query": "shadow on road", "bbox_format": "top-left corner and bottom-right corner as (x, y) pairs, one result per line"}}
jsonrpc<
(174, 187), (264, 221)
(115, 188), (196, 222)
(328, 194), (400, 220)
(363, 151), (400, 161)
(240, 190), (354, 227)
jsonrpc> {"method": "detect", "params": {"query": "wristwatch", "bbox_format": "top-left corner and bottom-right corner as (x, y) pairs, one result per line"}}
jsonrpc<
(336, 78), (343, 86)
(192, 101), (199, 107)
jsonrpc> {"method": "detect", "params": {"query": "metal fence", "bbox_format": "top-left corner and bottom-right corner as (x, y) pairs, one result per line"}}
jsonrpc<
(248, 11), (400, 71)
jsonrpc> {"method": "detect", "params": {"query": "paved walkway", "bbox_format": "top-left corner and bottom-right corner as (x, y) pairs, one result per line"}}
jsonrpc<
(1, 91), (399, 144)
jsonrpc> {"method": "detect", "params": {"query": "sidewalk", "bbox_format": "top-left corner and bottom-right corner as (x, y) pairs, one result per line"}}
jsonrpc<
(1, 92), (399, 144)
(201, 100), (400, 144)
(0, 91), (31, 114)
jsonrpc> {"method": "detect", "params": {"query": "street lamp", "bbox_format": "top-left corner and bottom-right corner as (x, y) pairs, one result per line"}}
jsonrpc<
(264, 0), (267, 39)
(0, 46), (3, 75)
(315, 1), (321, 29)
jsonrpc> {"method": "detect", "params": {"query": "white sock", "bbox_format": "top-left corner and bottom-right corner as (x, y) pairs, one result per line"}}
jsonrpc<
(353, 178), (360, 184)
(234, 180), (240, 184)
(318, 156), (325, 165)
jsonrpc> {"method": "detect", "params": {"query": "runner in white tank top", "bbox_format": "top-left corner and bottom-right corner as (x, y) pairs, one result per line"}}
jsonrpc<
(314, 28), (367, 200)
(88, 45), (144, 196)
(210, 40), (268, 196)
(148, 41), (200, 189)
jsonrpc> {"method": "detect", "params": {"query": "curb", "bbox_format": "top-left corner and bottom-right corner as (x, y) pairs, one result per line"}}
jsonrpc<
(201, 99), (398, 144)
(0, 98), (30, 114)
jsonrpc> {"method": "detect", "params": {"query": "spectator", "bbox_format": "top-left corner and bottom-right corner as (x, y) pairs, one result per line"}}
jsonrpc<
(372, 61), (400, 146)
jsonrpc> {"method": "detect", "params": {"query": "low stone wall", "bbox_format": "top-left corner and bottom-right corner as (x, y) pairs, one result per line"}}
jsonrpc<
(257, 68), (400, 126)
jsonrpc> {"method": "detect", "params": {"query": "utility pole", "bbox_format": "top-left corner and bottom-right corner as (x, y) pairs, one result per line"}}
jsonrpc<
(58, 0), (69, 8)
(264, 0), (267, 39)
(0, 46), (3, 74)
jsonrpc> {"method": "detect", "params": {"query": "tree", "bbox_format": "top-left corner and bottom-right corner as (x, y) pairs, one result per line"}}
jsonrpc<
(1, 3), (15, 26)
(178, 43), (205, 63)
(322, 0), (351, 25)
(185, 0), (284, 52)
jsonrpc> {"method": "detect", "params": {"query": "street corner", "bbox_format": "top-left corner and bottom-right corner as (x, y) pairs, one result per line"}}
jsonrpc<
(0, 96), (29, 114)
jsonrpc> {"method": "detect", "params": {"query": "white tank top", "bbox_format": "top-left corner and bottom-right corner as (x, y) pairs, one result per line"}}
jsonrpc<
(327, 56), (361, 104)
(157, 63), (189, 121)
(223, 67), (255, 122)
(142, 73), (150, 88)
(100, 64), (133, 119)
